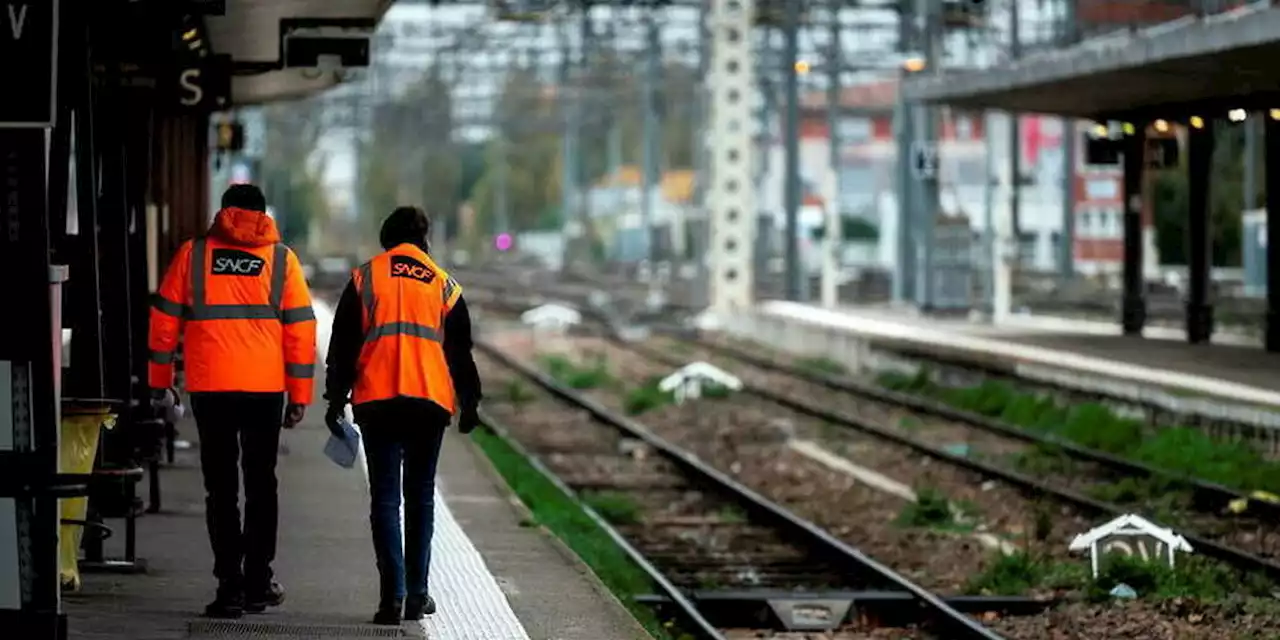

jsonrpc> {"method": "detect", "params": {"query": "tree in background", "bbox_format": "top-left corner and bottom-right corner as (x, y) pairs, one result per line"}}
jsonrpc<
(358, 63), (461, 245)
(262, 97), (332, 252)
(466, 53), (701, 240)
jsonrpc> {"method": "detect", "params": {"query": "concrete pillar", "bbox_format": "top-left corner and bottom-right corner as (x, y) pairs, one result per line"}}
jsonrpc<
(1121, 126), (1147, 336)
(706, 0), (757, 314)
(1265, 116), (1280, 352)
(1185, 121), (1214, 344)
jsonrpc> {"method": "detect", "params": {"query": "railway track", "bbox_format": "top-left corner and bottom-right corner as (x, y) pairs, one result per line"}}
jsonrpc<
(475, 346), (1037, 639)
(616, 333), (1280, 574)
(472, 298), (1280, 638)
(475, 293), (1280, 568)
(457, 266), (1278, 442)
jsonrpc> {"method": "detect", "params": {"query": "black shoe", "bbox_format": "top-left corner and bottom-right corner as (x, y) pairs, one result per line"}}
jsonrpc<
(373, 598), (404, 626)
(204, 595), (244, 619)
(404, 594), (436, 620)
(244, 581), (285, 614)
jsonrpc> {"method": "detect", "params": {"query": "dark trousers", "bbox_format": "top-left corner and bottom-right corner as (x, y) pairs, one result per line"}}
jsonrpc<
(360, 413), (447, 603)
(191, 392), (285, 596)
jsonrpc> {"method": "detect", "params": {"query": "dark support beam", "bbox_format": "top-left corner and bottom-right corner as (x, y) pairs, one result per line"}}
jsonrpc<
(0, 128), (62, 640)
(64, 12), (107, 401)
(1121, 128), (1147, 336)
(1266, 117), (1280, 352)
(1185, 122), (1215, 344)
(94, 91), (136, 412)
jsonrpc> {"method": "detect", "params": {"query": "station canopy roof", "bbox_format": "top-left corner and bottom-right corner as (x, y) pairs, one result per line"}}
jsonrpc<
(208, 0), (394, 105)
(900, 4), (1280, 120)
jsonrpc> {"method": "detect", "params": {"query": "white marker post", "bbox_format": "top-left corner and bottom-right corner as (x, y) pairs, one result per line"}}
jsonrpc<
(659, 362), (743, 405)
(1068, 513), (1193, 578)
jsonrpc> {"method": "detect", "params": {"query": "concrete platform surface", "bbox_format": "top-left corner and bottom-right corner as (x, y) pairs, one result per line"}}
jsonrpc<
(62, 298), (649, 639)
(749, 302), (1280, 411)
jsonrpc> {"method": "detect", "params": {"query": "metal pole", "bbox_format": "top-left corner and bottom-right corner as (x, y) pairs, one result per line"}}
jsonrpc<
(822, 1), (842, 309)
(692, 1), (709, 308)
(782, 0), (803, 302)
(983, 110), (996, 313)
(559, 20), (578, 269)
(641, 12), (660, 280)
(1060, 0), (1078, 279)
(893, 78), (914, 303)
(1008, 0), (1022, 269)
(913, 0), (941, 310)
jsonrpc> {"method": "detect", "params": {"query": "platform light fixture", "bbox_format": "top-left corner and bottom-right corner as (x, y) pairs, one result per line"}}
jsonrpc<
(1122, 122), (1136, 136)
(1091, 123), (1108, 138)
(794, 59), (811, 75)
(1271, 109), (1280, 121)
(902, 57), (926, 73)
(1229, 109), (1247, 123)
(1153, 119), (1170, 133)
(1189, 116), (1205, 129)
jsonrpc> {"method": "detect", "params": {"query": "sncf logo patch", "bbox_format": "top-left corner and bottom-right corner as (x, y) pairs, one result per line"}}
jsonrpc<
(390, 255), (437, 284)
(211, 249), (266, 276)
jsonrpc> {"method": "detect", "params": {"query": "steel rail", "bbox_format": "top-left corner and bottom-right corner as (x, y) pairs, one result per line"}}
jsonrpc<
(661, 330), (1280, 522)
(459, 275), (1278, 496)
(476, 411), (727, 640)
(610, 337), (1280, 583)
(478, 338), (1014, 640)
(457, 271), (1274, 439)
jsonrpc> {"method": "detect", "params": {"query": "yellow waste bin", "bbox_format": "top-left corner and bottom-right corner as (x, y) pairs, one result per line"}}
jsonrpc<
(59, 405), (116, 592)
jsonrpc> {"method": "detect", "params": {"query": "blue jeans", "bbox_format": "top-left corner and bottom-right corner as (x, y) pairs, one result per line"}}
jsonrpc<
(362, 421), (447, 602)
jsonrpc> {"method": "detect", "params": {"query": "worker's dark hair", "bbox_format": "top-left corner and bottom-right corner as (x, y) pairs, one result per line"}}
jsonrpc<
(220, 184), (267, 212)
(380, 206), (431, 251)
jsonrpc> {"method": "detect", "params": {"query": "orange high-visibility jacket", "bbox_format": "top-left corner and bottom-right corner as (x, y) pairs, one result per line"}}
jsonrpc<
(350, 244), (462, 412)
(148, 207), (317, 404)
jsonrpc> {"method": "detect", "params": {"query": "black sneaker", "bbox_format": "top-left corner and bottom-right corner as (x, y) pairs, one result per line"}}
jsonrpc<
(204, 595), (244, 619)
(244, 581), (285, 614)
(404, 594), (436, 620)
(373, 598), (404, 626)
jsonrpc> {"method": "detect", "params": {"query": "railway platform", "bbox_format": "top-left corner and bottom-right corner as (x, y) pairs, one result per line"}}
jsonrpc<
(739, 302), (1280, 414)
(58, 303), (645, 640)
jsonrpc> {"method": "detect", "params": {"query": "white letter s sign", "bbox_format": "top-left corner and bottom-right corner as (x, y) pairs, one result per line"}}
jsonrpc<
(179, 69), (203, 107)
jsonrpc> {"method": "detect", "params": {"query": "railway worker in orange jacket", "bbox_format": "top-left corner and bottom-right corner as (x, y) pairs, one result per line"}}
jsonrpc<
(324, 206), (482, 625)
(148, 184), (317, 619)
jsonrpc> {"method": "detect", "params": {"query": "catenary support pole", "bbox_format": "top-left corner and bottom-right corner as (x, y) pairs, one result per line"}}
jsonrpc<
(559, 19), (580, 269)
(1059, 0), (1078, 280)
(641, 11), (661, 295)
(706, 0), (757, 315)
(692, 1), (710, 308)
(893, 67), (915, 304)
(913, 0), (941, 310)
(821, 1), (843, 309)
(1007, 0), (1022, 278)
(782, 0), (804, 302)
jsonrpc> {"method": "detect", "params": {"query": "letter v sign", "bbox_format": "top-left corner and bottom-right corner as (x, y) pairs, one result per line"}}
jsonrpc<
(7, 4), (28, 40)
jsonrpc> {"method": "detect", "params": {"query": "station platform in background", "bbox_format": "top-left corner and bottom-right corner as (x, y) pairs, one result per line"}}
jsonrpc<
(61, 302), (646, 640)
(750, 301), (1280, 412)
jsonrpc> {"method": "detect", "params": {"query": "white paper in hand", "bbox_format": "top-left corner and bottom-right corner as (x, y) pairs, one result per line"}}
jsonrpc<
(324, 418), (361, 469)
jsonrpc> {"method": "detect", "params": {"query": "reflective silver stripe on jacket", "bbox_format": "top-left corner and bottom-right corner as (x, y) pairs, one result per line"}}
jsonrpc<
(363, 322), (443, 344)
